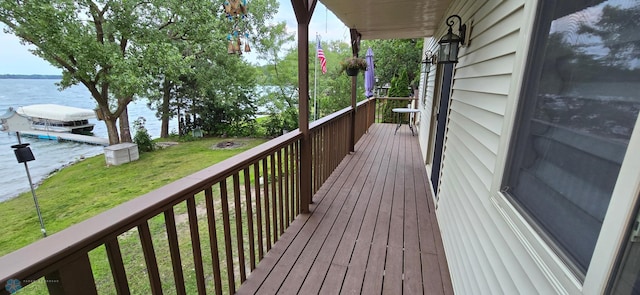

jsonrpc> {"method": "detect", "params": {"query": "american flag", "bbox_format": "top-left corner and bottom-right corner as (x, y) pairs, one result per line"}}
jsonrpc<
(317, 37), (327, 74)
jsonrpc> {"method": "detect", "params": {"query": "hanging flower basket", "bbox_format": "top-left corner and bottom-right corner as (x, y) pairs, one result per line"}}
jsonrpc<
(345, 67), (360, 76)
(340, 57), (368, 77)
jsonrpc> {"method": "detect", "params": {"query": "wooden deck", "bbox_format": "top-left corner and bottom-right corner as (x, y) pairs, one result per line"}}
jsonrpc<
(238, 124), (453, 295)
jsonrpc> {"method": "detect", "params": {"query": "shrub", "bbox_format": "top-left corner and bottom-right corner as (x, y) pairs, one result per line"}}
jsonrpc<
(382, 69), (412, 123)
(133, 117), (155, 153)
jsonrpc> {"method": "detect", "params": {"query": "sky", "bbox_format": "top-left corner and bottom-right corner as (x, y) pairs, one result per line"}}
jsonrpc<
(0, 0), (348, 75)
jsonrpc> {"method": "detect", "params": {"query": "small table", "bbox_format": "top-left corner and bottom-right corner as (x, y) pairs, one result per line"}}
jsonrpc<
(392, 108), (420, 136)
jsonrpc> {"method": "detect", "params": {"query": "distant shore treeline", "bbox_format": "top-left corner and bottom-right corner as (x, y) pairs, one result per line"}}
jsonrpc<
(0, 74), (62, 79)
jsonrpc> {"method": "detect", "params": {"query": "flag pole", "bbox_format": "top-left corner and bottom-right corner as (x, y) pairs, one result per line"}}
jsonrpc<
(314, 33), (319, 121)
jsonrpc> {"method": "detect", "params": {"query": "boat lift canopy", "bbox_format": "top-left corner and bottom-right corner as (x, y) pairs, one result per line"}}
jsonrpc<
(16, 104), (96, 122)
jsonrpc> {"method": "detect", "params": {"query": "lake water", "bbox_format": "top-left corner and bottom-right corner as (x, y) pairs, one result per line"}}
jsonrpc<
(0, 79), (174, 202)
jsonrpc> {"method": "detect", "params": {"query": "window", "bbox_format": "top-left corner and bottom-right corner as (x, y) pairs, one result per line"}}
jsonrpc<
(505, 0), (640, 277)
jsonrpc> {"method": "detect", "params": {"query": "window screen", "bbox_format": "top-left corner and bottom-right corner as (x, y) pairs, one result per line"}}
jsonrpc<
(505, 0), (640, 275)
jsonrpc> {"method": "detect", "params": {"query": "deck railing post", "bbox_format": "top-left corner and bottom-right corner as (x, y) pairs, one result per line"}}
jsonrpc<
(45, 253), (97, 295)
(292, 0), (317, 214)
(350, 75), (356, 153)
(349, 29), (361, 153)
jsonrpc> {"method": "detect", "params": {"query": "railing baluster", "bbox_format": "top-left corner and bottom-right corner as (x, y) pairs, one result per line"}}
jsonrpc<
(318, 128), (322, 186)
(232, 173), (247, 282)
(219, 181), (236, 293)
(204, 187), (223, 295)
(164, 207), (186, 295)
(253, 163), (264, 260)
(105, 238), (130, 295)
(344, 117), (348, 156)
(336, 118), (340, 164)
(138, 221), (162, 295)
(336, 120), (339, 170)
(318, 129), (322, 193)
(295, 140), (301, 214)
(331, 121), (335, 172)
(334, 120), (338, 170)
(270, 154), (278, 243)
(311, 131), (315, 194)
(311, 131), (316, 194)
(244, 167), (256, 271)
(262, 158), (272, 251)
(283, 146), (290, 226)
(186, 197), (206, 294)
(287, 143), (297, 224)
(344, 116), (348, 156)
(316, 130), (321, 194)
(326, 123), (330, 180)
(296, 141), (302, 213)
(276, 150), (285, 235)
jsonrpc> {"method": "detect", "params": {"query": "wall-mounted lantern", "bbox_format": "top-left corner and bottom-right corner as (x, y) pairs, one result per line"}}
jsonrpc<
(422, 50), (436, 73)
(438, 15), (466, 64)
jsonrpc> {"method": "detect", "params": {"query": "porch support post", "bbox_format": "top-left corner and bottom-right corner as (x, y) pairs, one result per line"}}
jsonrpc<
(349, 29), (362, 153)
(292, 0), (317, 214)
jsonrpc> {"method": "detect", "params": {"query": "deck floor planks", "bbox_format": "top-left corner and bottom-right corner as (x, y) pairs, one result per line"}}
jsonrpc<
(237, 136), (360, 295)
(325, 125), (397, 295)
(254, 126), (381, 294)
(332, 124), (393, 294)
(276, 128), (384, 294)
(404, 127), (425, 295)
(299, 124), (392, 294)
(237, 124), (452, 294)
(360, 124), (402, 294)
(382, 128), (409, 294)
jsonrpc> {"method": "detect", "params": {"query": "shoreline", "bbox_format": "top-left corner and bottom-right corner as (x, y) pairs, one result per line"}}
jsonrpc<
(1, 151), (104, 203)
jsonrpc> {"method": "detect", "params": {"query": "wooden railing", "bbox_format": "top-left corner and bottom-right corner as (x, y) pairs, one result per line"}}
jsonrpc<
(0, 99), (376, 295)
(308, 98), (375, 195)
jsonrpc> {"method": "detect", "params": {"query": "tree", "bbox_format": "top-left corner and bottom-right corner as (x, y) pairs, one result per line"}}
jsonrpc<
(314, 40), (364, 117)
(253, 23), (300, 136)
(361, 39), (422, 89)
(382, 69), (411, 122)
(0, 0), (225, 144)
(144, 0), (278, 138)
(192, 53), (258, 136)
(255, 36), (373, 133)
(577, 4), (640, 68)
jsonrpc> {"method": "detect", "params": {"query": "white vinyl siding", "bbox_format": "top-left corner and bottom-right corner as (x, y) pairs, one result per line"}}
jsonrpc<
(427, 0), (576, 293)
(418, 40), (438, 164)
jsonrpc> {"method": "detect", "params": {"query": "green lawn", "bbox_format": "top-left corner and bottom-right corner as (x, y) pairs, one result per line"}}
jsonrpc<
(0, 137), (266, 258)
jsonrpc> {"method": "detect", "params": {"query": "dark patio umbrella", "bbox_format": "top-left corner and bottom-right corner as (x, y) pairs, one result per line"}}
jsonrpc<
(364, 48), (375, 98)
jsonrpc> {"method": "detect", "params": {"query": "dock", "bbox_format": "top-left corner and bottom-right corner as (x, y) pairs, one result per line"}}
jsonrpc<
(18, 130), (109, 146)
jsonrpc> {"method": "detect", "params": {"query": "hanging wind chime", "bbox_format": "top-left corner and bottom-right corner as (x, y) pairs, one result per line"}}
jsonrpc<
(223, 0), (251, 55)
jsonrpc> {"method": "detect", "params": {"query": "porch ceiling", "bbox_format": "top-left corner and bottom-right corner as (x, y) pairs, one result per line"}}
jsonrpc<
(319, 0), (452, 40)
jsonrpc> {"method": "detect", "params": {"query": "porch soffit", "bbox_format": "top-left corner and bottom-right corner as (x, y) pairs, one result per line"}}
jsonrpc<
(319, 0), (452, 40)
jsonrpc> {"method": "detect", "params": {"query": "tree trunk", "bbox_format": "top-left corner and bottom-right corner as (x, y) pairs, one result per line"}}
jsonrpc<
(119, 106), (132, 143)
(161, 79), (171, 138)
(105, 118), (120, 145)
(177, 99), (182, 136)
(96, 105), (120, 145)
